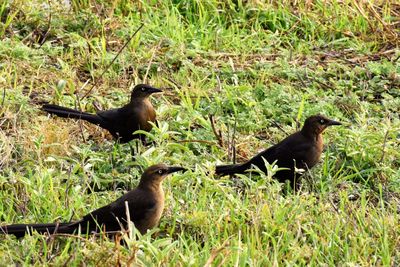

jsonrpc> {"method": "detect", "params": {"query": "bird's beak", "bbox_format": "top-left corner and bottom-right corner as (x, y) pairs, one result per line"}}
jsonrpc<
(327, 119), (342, 126)
(148, 87), (163, 94)
(166, 166), (186, 174)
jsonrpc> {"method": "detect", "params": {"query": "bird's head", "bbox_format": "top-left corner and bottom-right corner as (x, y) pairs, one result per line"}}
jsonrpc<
(130, 84), (162, 99)
(139, 164), (186, 189)
(301, 114), (342, 136)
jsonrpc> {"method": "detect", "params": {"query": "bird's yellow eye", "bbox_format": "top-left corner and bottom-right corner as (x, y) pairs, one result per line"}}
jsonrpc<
(141, 88), (146, 91)
(319, 119), (325, 124)
(158, 169), (163, 174)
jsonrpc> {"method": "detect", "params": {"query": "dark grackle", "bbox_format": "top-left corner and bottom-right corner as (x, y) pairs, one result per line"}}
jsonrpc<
(215, 115), (342, 188)
(1, 164), (185, 238)
(42, 84), (162, 143)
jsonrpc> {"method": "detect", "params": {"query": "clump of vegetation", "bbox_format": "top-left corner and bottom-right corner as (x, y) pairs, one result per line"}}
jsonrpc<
(0, 0), (399, 265)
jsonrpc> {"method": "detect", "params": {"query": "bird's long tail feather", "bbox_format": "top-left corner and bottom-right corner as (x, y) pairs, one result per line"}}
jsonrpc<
(0, 222), (76, 238)
(42, 104), (103, 125)
(215, 163), (248, 176)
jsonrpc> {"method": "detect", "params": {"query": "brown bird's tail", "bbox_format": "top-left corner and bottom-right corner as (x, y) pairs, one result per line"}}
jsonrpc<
(0, 223), (75, 238)
(42, 104), (103, 126)
(215, 163), (248, 176)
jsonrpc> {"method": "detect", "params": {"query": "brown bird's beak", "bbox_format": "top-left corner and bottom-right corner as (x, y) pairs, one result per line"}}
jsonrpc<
(148, 87), (163, 94)
(166, 166), (186, 174)
(327, 119), (342, 126)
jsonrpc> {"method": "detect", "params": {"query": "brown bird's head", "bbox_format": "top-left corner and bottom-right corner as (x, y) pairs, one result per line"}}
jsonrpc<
(301, 114), (342, 136)
(138, 164), (186, 189)
(131, 84), (162, 99)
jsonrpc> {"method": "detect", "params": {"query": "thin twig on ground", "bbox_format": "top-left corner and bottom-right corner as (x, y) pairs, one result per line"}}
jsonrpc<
(216, 74), (222, 92)
(209, 115), (224, 147)
(1, 87), (5, 107)
(232, 116), (237, 164)
(175, 139), (217, 145)
(143, 39), (163, 83)
(38, 0), (52, 48)
(379, 128), (390, 163)
(296, 72), (308, 89)
(270, 120), (288, 135)
(328, 197), (340, 214)
(81, 23), (144, 99)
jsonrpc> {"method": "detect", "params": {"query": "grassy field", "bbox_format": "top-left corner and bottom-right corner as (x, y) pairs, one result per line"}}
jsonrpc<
(0, 0), (399, 265)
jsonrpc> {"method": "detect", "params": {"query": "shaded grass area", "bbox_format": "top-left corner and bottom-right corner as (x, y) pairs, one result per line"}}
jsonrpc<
(0, 0), (399, 265)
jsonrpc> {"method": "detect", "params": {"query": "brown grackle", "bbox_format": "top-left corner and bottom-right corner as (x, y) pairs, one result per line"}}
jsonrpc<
(215, 115), (342, 188)
(0, 164), (185, 238)
(42, 84), (162, 144)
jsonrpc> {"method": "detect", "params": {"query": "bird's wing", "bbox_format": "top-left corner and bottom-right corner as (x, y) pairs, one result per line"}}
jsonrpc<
(97, 107), (124, 123)
(248, 144), (280, 165)
(81, 189), (156, 231)
(96, 107), (131, 136)
(248, 133), (310, 167)
(111, 189), (157, 223)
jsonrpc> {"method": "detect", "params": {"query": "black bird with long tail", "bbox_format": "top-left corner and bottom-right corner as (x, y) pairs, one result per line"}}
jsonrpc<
(1, 164), (185, 238)
(215, 115), (342, 187)
(42, 84), (162, 143)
